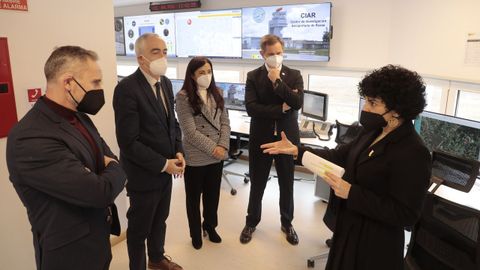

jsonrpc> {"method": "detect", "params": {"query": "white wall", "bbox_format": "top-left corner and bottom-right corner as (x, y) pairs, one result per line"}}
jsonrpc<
(389, 0), (480, 81)
(115, 0), (480, 83)
(0, 1), (124, 269)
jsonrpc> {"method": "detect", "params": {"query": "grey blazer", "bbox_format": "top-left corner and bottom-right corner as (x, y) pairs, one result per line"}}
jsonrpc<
(175, 89), (231, 166)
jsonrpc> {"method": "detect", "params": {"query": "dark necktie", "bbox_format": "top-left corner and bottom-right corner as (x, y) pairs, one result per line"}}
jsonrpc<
(69, 115), (101, 171)
(154, 82), (169, 117)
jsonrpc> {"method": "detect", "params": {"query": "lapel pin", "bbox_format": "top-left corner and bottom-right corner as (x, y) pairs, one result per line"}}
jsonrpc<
(368, 150), (374, 157)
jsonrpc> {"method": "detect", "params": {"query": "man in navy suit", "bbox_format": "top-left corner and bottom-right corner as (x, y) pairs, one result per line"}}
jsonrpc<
(113, 33), (184, 270)
(6, 46), (126, 270)
(240, 34), (304, 246)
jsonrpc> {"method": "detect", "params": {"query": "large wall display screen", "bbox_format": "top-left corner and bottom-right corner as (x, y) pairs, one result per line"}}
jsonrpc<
(242, 3), (331, 61)
(124, 13), (176, 57)
(115, 17), (126, 56)
(175, 9), (242, 58)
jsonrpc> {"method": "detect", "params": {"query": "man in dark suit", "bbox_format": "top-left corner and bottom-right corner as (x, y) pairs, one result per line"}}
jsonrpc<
(113, 33), (184, 270)
(6, 46), (126, 270)
(240, 34), (304, 245)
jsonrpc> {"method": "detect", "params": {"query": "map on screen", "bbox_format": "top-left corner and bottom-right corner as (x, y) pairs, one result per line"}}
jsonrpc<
(124, 13), (176, 57)
(414, 111), (480, 161)
(175, 9), (242, 58)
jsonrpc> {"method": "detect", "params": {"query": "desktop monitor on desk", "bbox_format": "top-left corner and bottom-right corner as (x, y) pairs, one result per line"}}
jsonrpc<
(217, 82), (246, 111)
(302, 90), (328, 121)
(301, 90), (332, 140)
(414, 111), (480, 161)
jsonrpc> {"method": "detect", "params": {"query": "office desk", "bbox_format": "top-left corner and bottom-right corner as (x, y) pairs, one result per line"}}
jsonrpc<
(228, 109), (336, 200)
(429, 182), (480, 211)
(228, 109), (338, 149)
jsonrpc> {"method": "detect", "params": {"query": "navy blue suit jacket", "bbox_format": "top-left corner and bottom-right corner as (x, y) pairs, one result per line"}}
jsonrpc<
(113, 68), (183, 191)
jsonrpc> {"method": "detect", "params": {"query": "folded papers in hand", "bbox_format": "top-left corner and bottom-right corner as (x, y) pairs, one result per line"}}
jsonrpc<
(301, 151), (345, 178)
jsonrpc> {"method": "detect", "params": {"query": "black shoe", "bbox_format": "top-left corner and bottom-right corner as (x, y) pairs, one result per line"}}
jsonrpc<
(239, 226), (255, 244)
(191, 236), (203, 249)
(203, 227), (222, 243)
(281, 226), (299, 245)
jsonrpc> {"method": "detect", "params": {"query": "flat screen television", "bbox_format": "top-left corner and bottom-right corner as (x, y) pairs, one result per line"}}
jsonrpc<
(123, 13), (176, 57)
(115, 17), (126, 56)
(414, 111), (480, 161)
(302, 90), (328, 121)
(216, 82), (246, 111)
(175, 9), (242, 58)
(242, 3), (332, 61)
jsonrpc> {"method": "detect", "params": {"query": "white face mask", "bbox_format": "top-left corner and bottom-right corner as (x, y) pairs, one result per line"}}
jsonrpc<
(265, 54), (283, 69)
(196, 74), (212, 89)
(144, 56), (167, 77)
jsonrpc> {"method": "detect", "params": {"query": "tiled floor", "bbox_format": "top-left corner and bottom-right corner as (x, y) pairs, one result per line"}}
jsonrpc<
(110, 159), (332, 270)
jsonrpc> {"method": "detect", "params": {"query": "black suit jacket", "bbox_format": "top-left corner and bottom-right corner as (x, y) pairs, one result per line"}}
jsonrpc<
(6, 98), (126, 270)
(113, 68), (183, 191)
(298, 122), (431, 270)
(245, 65), (304, 146)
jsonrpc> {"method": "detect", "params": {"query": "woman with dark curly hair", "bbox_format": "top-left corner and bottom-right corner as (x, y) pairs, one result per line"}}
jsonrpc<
(261, 65), (432, 269)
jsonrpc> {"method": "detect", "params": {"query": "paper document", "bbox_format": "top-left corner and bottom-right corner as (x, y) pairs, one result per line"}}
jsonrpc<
(302, 151), (345, 178)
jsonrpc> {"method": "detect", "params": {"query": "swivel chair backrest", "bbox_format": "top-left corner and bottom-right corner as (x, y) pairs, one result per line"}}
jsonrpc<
(430, 150), (480, 193)
(334, 120), (363, 146)
(405, 151), (480, 269)
(405, 193), (480, 270)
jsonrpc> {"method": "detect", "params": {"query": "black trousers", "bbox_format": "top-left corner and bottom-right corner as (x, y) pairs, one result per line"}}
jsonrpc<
(184, 162), (223, 239)
(126, 179), (172, 270)
(246, 145), (295, 228)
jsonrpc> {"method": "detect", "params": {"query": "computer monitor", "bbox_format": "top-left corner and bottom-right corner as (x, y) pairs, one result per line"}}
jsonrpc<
(216, 82), (246, 111)
(175, 9), (242, 58)
(358, 97), (366, 119)
(414, 111), (480, 161)
(114, 17), (125, 56)
(170, 79), (184, 96)
(242, 3), (332, 61)
(302, 90), (328, 121)
(123, 13), (176, 57)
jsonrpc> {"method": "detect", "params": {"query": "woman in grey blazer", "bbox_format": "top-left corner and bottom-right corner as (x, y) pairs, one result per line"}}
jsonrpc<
(175, 57), (231, 249)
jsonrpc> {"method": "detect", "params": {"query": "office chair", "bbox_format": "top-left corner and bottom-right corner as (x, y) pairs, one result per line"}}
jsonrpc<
(429, 150), (480, 194)
(307, 120), (362, 268)
(405, 150), (480, 270)
(221, 135), (249, 195)
(334, 120), (362, 145)
(405, 193), (480, 270)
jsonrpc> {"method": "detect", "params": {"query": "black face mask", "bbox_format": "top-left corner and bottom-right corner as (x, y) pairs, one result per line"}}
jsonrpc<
(359, 110), (389, 131)
(69, 78), (105, 115)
